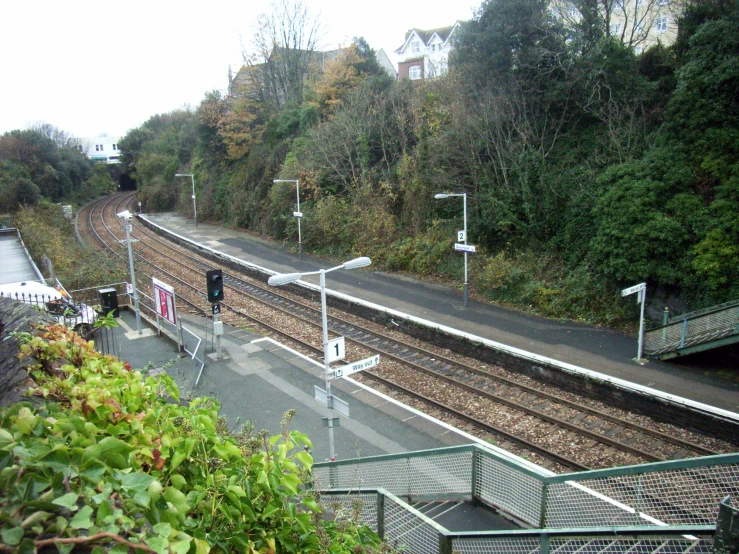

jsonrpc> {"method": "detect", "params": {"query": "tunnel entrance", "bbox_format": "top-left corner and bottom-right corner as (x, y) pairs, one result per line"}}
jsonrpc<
(119, 172), (137, 191)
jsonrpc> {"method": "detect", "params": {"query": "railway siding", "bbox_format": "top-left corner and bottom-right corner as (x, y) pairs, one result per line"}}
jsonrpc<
(136, 214), (739, 445)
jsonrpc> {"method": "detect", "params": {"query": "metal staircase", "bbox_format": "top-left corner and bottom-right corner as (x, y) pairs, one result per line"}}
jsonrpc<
(644, 300), (739, 360)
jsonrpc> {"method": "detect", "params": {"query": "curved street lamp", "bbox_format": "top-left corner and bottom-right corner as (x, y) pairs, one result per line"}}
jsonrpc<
(116, 210), (142, 334)
(268, 257), (372, 461)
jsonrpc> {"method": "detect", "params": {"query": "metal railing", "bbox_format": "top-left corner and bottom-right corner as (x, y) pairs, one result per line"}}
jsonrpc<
(320, 489), (716, 554)
(129, 287), (204, 387)
(644, 301), (739, 357)
(181, 326), (205, 387)
(69, 282), (130, 308)
(313, 445), (739, 552)
(0, 215), (16, 229)
(0, 290), (98, 339)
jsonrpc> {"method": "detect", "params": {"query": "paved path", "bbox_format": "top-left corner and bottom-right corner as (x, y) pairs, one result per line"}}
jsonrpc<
(144, 213), (739, 414)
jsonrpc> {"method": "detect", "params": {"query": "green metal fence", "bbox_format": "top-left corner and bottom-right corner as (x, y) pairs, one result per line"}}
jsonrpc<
(644, 301), (739, 359)
(314, 445), (739, 553)
(320, 489), (716, 554)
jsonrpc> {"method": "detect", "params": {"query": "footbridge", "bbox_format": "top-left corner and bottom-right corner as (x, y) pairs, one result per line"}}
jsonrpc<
(314, 445), (739, 554)
(644, 300), (739, 360)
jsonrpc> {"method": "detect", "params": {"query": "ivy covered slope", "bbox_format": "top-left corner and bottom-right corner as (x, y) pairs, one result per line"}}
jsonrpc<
(0, 324), (386, 554)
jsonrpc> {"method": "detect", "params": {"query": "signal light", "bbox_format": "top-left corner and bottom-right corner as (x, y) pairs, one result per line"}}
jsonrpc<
(206, 269), (224, 303)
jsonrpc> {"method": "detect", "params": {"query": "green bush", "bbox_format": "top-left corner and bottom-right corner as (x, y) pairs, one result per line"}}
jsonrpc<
(16, 202), (126, 291)
(0, 323), (389, 553)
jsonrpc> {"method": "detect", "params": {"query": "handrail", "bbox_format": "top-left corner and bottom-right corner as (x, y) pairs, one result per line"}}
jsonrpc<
(181, 326), (205, 387)
(666, 299), (739, 325)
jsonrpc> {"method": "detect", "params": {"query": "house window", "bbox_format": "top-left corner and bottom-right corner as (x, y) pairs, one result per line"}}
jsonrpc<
(408, 65), (421, 80)
(636, 0), (643, 6)
(430, 44), (436, 52)
(99, 144), (104, 151)
(655, 15), (669, 32)
(610, 22), (621, 35)
(411, 40), (421, 54)
(112, 144), (117, 150)
(657, 0), (668, 5)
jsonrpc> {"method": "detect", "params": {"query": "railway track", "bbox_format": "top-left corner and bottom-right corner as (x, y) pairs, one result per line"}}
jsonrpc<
(79, 193), (735, 472)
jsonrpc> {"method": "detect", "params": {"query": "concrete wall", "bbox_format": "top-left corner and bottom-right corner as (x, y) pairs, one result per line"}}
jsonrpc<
(0, 297), (55, 407)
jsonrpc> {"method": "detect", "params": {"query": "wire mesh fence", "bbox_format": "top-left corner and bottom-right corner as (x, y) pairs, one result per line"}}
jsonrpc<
(644, 302), (739, 356)
(313, 446), (737, 553)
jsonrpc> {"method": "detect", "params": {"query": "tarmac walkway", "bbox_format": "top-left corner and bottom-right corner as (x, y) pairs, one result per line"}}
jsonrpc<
(143, 213), (739, 414)
(105, 308), (489, 463)
(105, 304), (524, 530)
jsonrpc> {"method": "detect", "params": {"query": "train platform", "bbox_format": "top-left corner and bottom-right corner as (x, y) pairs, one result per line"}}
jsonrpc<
(105, 308), (494, 463)
(105, 306), (525, 531)
(142, 213), (739, 415)
(0, 229), (44, 286)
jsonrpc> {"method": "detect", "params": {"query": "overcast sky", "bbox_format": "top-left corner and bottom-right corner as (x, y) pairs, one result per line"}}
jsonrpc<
(0, 0), (479, 140)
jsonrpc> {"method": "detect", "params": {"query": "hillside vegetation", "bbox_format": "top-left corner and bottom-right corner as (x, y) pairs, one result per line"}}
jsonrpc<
(100, 0), (739, 325)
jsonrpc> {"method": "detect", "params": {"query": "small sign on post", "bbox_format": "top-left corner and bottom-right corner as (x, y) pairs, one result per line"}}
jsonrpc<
(333, 354), (380, 380)
(454, 243), (476, 254)
(293, 211), (303, 218)
(622, 282), (647, 361)
(457, 230), (466, 242)
(152, 277), (176, 325)
(326, 337), (345, 362)
(314, 386), (350, 417)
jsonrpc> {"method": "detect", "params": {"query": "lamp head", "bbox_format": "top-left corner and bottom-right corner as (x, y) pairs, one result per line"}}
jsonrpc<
(175, 173), (191, 177)
(434, 193), (449, 199)
(268, 273), (303, 286)
(343, 256), (371, 269)
(116, 210), (133, 220)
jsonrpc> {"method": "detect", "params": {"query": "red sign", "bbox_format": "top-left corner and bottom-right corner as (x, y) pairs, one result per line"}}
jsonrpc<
(152, 278), (176, 325)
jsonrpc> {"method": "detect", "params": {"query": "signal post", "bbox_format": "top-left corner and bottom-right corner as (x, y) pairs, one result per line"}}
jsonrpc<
(206, 269), (224, 359)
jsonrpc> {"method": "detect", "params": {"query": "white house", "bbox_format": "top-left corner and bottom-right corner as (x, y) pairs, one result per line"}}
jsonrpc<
(77, 136), (122, 164)
(394, 21), (464, 81)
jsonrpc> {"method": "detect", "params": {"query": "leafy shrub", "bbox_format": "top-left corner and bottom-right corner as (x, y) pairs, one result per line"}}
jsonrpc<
(0, 324), (389, 553)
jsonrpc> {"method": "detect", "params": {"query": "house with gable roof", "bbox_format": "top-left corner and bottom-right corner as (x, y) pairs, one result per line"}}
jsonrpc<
(394, 21), (464, 81)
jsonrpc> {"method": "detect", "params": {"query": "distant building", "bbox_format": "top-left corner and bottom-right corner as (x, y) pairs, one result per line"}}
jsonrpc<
(77, 136), (122, 164)
(228, 44), (398, 99)
(375, 49), (398, 80)
(551, 0), (679, 53)
(394, 21), (464, 81)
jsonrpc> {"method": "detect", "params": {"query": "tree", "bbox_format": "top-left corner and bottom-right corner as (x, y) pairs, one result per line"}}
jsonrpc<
(246, 0), (324, 112)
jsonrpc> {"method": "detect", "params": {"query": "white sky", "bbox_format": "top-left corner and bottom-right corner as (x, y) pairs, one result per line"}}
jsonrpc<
(0, 0), (479, 140)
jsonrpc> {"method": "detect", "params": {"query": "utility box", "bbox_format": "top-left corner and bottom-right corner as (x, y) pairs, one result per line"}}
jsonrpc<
(98, 288), (119, 317)
(213, 321), (224, 336)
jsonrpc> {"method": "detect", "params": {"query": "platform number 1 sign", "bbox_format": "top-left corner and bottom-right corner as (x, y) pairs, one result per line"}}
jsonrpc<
(326, 337), (345, 363)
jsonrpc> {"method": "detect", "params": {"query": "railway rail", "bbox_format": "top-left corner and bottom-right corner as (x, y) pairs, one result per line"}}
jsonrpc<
(79, 193), (736, 472)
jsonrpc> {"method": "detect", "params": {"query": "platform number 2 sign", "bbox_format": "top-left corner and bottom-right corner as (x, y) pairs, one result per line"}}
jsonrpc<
(326, 337), (345, 363)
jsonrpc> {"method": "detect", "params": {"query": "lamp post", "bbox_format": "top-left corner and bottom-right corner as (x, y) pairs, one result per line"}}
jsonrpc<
(274, 179), (302, 259)
(435, 192), (468, 307)
(175, 174), (197, 227)
(267, 256), (372, 461)
(116, 210), (142, 334)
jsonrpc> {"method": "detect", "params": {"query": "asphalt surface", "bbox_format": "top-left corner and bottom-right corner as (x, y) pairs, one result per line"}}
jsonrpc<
(107, 308), (532, 530)
(144, 213), (739, 414)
